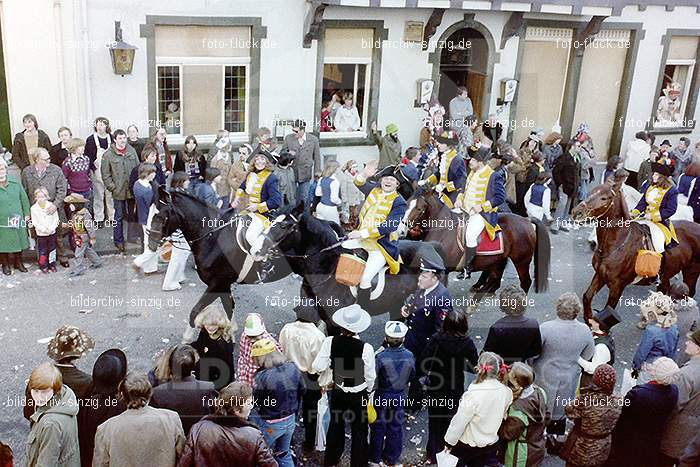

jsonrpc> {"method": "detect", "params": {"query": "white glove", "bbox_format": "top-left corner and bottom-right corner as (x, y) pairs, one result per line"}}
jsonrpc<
(435, 184), (445, 193)
(417, 179), (428, 187)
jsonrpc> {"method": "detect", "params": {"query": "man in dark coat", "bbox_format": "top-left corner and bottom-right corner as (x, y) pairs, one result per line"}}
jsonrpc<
(281, 119), (322, 206)
(606, 357), (680, 467)
(78, 349), (127, 466)
(483, 284), (541, 363)
(552, 141), (580, 231)
(402, 258), (452, 357)
(150, 344), (218, 434)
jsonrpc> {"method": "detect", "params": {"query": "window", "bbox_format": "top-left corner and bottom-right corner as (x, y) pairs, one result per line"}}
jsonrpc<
(155, 25), (251, 142)
(320, 28), (374, 138)
(654, 36), (699, 128)
(157, 66), (181, 135)
(224, 65), (247, 133)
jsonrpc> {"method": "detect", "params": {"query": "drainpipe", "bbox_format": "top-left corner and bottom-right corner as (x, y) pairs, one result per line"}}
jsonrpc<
(80, 0), (92, 131)
(53, 0), (67, 125)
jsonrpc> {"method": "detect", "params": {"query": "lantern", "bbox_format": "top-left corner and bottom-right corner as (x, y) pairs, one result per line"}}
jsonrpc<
(107, 21), (137, 76)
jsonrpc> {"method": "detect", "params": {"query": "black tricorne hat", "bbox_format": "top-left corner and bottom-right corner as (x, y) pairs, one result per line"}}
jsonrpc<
(375, 165), (402, 181)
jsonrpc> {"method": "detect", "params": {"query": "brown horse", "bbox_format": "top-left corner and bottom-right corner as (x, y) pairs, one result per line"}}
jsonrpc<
(400, 188), (550, 293)
(572, 178), (700, 322)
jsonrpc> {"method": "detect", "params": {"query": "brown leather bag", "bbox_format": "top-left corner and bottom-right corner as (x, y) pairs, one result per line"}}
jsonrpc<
(635, 236), (662, 277)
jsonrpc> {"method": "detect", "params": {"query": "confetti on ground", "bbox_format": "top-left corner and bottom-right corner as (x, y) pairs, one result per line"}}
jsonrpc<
(89, 280), (97, 285)
(79, 309), (93, 314)
(131, 279), (139, 282)
(410, 435), (422, 445)
(161, 338), (170, 343)
(37, 337), (52, 344)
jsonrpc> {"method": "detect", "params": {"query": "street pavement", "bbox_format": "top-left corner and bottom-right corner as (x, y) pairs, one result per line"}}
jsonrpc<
(0, 216), (693, 466)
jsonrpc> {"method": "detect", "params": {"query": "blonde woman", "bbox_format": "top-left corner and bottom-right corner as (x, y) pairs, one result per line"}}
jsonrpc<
(231, 152), (281, 257)
(314, 160), (342, 224)
(192, 303), (236, 390)
(443, 352), (513, 465)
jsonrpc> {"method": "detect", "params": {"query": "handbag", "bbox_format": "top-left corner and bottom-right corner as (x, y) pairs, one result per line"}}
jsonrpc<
(559, 423), (581, 462)
(635, 235), (662, 277)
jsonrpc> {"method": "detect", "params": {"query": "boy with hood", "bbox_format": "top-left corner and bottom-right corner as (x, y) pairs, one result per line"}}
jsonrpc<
(25, 362), (80, 467)
(499, 362), (548, 467)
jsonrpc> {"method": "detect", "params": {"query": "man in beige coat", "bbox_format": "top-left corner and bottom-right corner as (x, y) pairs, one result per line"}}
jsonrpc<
(93, 372), (185, 467)
(660, 330), (700, 465)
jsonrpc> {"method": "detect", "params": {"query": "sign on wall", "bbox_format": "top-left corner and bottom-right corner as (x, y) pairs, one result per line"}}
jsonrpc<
(404, 21), (424, 43)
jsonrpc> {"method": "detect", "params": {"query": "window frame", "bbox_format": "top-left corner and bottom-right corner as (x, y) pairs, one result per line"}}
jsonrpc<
(313, 20), (388, 148)
(320, 58), (372, 140)
(155, 64), (183, 137)
(155, 56), (250, 145)
(648, 30), (700, 134)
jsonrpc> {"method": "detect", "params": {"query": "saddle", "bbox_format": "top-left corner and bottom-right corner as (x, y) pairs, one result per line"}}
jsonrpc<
(455, 214), (504, 255)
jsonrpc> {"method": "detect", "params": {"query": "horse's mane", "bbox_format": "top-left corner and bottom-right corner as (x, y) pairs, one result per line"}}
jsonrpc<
(303, 212), (344, 247)
(171, 190), (237, 221)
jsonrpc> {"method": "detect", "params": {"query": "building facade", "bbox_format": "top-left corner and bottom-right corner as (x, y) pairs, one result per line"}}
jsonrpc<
(1, 0), (698, 163)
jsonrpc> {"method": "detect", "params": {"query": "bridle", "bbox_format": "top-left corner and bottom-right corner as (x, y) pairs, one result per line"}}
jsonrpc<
(260, 213), (346, 259)
(578, 187), (617, 220)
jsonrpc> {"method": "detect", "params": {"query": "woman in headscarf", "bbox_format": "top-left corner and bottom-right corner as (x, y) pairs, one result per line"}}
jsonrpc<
(561, 364), (623, 467)
(633, 292), (679, 383)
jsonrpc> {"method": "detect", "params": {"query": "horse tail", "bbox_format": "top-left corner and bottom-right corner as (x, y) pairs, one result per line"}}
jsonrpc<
(533, 218), (551, 293)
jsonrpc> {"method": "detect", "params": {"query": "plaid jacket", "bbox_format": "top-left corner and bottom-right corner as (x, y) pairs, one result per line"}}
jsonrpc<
(236, 332), (282, 387)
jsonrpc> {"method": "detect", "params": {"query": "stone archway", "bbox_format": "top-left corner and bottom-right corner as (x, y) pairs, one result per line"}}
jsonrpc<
(429, 14), (500, 120)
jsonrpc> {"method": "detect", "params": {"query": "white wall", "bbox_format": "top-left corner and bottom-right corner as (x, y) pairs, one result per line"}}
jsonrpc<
(2, 0), (698, 163)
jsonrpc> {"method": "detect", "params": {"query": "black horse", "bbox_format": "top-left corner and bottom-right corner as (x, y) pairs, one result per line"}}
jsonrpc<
(256, 202), (447, 327)
(149, 188), (292, 329)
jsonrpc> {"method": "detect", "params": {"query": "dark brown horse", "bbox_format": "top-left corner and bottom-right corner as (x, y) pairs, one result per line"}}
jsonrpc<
(400, 188), (550, 293)
(572, 178), (700, 322)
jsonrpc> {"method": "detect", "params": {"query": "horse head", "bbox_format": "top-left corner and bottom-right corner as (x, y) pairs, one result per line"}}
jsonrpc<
(571, 178), (625, 223)
(256, 202), (305, 261)
(148, 187), (181, 251)
(399, 187), (436, 239)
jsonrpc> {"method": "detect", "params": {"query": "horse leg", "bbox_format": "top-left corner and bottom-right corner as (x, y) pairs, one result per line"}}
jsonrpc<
(484, 260), (508, 293)
(188, 283), (220, 327)
(604, 282), (626, 318)
(682, 265), (700, 297)
(582, 272), (605, 323)
(514, 258), (532, 293)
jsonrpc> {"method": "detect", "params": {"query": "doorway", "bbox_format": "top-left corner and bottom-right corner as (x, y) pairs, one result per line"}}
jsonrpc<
(438, 27), (489, 121)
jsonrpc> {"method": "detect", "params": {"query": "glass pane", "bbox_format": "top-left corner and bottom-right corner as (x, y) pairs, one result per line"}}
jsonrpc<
(321, 63), (364, 132)
(224, 65), (247, 133)
(356, 64), (367, 129)
(655, 64), (688, 126)
(157, 66), (181, 134)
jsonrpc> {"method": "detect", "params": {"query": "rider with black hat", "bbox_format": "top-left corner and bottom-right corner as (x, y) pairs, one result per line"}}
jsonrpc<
(454, 146), (506, 280)
(344, 160), (408, 310)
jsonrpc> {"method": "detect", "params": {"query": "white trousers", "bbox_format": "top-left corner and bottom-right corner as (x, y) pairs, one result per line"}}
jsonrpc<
(162, 231), (190, 291)
(465, 214), (486, 248)
(315, 203), (341, 225)
(341, 238), (387, 289)
(91, 174), (114, 222)
(246, 213), (266, 256)
(636, 220), (666, 253)
(133, 207), (159, 273)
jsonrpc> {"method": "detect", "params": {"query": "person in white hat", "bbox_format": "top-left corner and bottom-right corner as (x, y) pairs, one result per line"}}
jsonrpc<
(312, 304), (375, 467)
(369, 321), (415, 467)
(236, 313), (281, 387)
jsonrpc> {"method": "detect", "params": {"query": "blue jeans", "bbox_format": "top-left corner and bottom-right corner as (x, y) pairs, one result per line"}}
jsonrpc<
(369, 393), (406, 464)
(296, 181), (311, 207)
(253, 414), (295, 467)
(112, 199), (136, 246)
